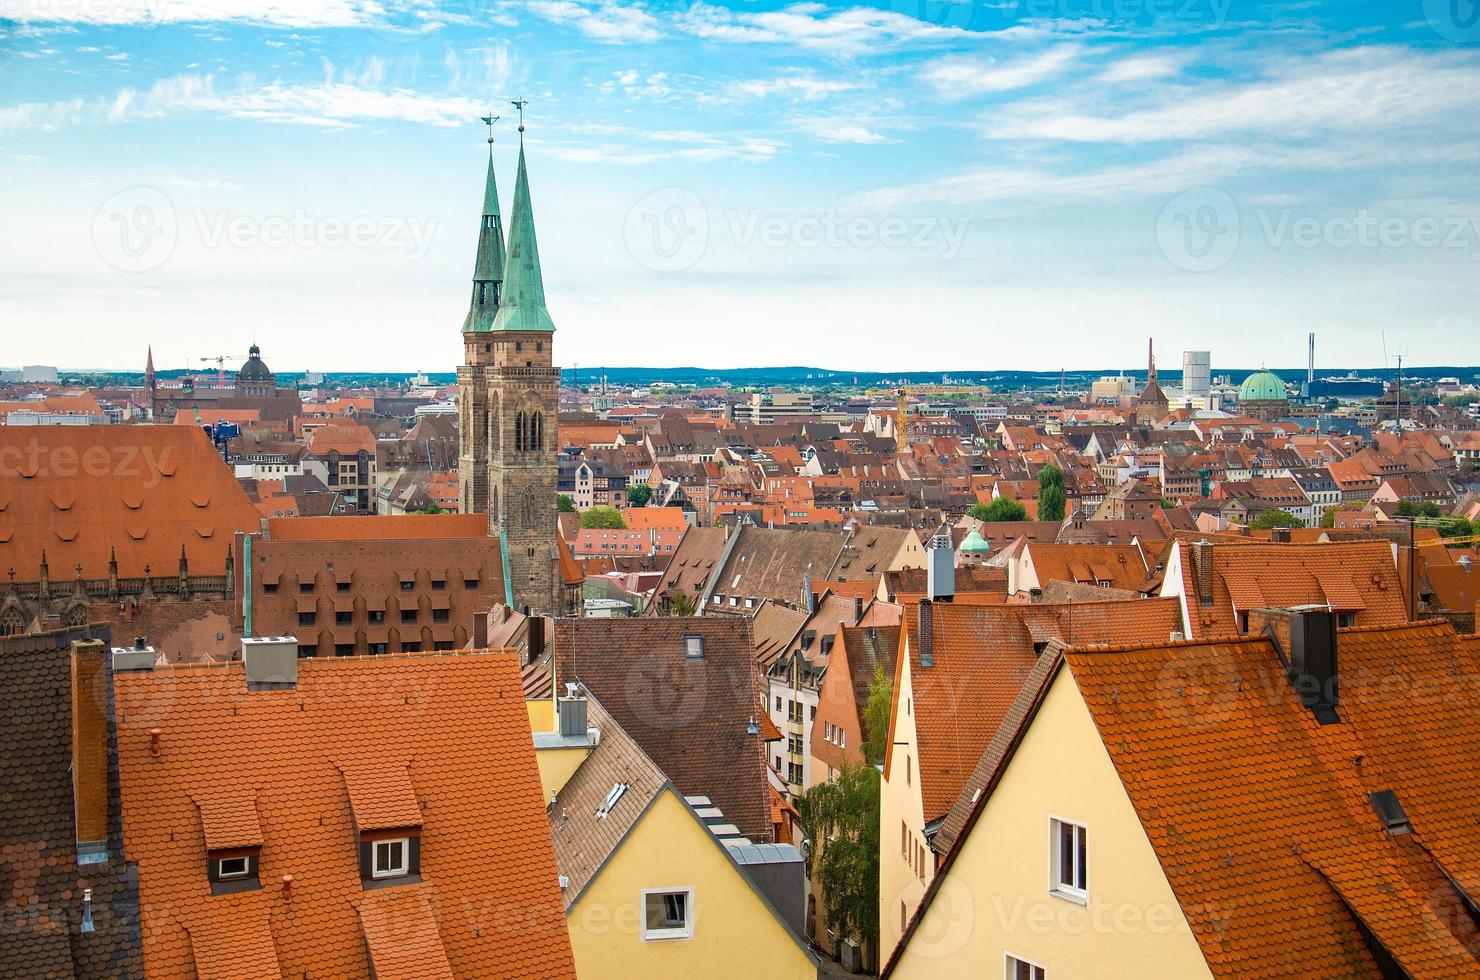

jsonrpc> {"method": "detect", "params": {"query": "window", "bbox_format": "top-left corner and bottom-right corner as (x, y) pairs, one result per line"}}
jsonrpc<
(641, 888), (693, 941)
(299, 582), (314, 594)
(1050, 817), (1088, 902)
(431, 579), (446, 591)
(400, 580), (415, 592)
(336, 582), (350, 593)
(368, 610), (385, 624)
(373, 839), (409, 879)
(401, 610), (418, 624)
(335, 611), (352, 626)
(263, 583), (278, 595)
(464, 579), (479, 590)
(298, 612), (316, 626)
(216, 857), (249, 879)
(335, 644), (355, 657)
(1005, 954), (1046, 980)
(432, 609), (450, 624)
(684, 635), (705, 659)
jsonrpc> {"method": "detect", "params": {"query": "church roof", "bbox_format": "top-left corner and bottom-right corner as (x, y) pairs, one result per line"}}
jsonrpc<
(462, 152), (506, 334)
(490, 138), (556, 333)
(237, 344), (273, 383)
(1239, 369), (1288, 402)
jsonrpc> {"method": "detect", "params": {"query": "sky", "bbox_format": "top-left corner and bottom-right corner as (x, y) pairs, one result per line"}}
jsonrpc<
(1, 0), (1478, 375)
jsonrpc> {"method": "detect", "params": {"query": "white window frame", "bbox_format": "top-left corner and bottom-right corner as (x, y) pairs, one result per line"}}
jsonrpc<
(1005, 952), (1046, 980)
(1048, 816), (1088, 904)
(640, 886), (695, 941)
(372, 837), (410, 879)
(216, 856), (250, 879)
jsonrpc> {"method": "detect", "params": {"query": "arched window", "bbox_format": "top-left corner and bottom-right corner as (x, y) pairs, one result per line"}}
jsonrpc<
(531, 412), (544, 452)
(514, 411), (527, 452)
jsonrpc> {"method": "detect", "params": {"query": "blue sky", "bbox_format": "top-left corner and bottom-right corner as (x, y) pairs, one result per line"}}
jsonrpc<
(1, 0), (1478, 374)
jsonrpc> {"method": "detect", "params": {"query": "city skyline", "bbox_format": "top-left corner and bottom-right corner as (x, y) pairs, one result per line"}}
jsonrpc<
(4, 0), (1479, 371)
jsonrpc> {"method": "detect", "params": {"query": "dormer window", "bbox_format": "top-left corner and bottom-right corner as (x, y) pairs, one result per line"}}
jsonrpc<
(373, 838), (410, 878)
(215, 856), (250, 879)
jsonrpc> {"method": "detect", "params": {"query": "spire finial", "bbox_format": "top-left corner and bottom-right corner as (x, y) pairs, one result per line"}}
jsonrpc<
(481, 112), (499, 147)
(511, 97), (529, 135)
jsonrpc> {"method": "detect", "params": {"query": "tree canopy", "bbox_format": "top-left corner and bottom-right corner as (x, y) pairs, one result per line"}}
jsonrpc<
(557, 494), (576, 513)
(1250, 510), (1305, 529)
(861, 666), (892, 769)
(1037, 464), (1066, 522)
(969, 497), (1028, 523)
(580, 506), (627, 529)
(626, 484), (653, 507)
(796, 764), (880, 954)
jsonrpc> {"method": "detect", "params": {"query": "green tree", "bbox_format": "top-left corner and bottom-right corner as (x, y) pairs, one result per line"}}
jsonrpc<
(1037, 465), (1067, 522)
(861, 666), (893, 769)
(1251, 510), (1304, 530)
(626, 483), (653, 507)
(580, 506), (627, 529)
(658, 589), (696, 617)
(557, 494), (576, 513)
(969, 498), (1028, 523)
(796, 764), (880, 956)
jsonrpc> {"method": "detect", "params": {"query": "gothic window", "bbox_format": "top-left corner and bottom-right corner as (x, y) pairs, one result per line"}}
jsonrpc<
(515, 411), (528, 452)
(0, 607), (24, 636)
(63, 604), (88, 627)
(531, 412), (544, 452)
(520, 490), (540, 528)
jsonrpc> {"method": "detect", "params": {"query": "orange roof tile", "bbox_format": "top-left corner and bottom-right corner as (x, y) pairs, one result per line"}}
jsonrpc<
(189, 909), (282, 979)
(115, 653), (575, 979)
(0, 424), (260, 580)
(265, 514), (487, 541)
(358, 887), (456, 980)
(342, 761), (424, 832)
(1063, 621), (1480, 977)
(196, 795), (264, 851)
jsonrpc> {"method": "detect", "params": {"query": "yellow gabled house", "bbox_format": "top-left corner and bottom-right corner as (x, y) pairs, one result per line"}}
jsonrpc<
(884, 614), (1480, 979)
(540, 687), (818, 980)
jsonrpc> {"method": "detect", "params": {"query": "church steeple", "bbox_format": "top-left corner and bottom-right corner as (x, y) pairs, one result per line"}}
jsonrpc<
(490, 105), (556, 334)
(462, 115), (507, 334)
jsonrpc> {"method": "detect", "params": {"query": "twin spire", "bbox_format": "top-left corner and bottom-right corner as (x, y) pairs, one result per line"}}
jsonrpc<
(462, 102), (555, 335)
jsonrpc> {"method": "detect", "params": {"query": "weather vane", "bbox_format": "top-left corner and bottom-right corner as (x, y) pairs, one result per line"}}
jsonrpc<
(481, 112), (499, 145)
(511, 98), (529, 133)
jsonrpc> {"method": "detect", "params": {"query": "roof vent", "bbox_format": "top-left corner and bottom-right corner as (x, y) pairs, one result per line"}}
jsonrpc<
(243, 636), (298, 691)
(927, 535), (955, 602)
(558, 688), (589, 738)
(1369, 790), (1411, 835)
(111, 637), (156, 673)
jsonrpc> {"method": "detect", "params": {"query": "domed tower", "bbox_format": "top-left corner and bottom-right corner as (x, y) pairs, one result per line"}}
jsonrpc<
(236, 344), (277, 398)
(1237, 369), (1289, 421)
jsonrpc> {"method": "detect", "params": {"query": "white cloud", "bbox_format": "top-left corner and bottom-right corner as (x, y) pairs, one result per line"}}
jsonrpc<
(791, 117), (891, 144)
(0, 0), (374, 28)
(923, 45), (1081, 95)
(992, 47), (1480, 143)
(728, 73), (859, 100)
(1097, 52), (1181, 83)
(677, 1), (980, 55)
(522, 0), (662, 43)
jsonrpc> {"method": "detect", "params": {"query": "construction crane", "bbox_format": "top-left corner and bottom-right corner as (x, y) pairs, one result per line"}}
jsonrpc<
(199, 354), (246, 390)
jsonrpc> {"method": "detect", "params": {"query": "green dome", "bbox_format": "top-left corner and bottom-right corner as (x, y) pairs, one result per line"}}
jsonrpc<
(1238, 369), (1287, 402)
(960, 528), (992, 553)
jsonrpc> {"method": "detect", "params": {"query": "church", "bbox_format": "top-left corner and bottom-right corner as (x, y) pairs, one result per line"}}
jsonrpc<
(458, 111), (565, 617)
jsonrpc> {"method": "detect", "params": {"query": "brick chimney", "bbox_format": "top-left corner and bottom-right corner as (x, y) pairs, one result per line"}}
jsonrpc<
(1191, 539), (1214, 606)
(71, 639), (110, 863)
(917, 598), (934, 669)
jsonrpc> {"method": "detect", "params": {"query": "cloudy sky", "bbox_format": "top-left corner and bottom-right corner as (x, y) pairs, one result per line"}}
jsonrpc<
(1, 0), (1477, 375)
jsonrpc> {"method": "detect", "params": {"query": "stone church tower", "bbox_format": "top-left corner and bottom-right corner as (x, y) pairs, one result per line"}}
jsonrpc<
(459, 118), (561, 616)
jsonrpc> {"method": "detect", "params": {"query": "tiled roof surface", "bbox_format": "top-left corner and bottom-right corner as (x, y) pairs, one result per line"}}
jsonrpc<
(265, 514), (487, 541)
(1023, 542), (1149, 592)
(197, 794), (265, 851)
(840, 625), (900, 721)
(358, 887), (456, 980)
(548, 693), (669, 908)
(0, 625), (142, 979)
(901, 596), (1182, 821)
(712, 526), (846, 605)
(657, 526), (726, 599)
(0, 425), (260, 579)
(342, 761), (424, 832)
(1065, 621), (1480, 978)
(555, 618), (772, 841)
(1176, 539), (1407, 636)
(190, 910), (282, 979)
(114, 653), (575, 979)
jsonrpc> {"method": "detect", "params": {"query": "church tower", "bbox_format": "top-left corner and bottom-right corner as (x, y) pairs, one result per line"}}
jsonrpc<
(459, 108), (561, 616)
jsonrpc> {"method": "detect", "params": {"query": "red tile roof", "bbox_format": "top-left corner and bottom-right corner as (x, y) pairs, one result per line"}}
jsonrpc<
(265, 514), (488, 541)
(115, 653), (575, 979)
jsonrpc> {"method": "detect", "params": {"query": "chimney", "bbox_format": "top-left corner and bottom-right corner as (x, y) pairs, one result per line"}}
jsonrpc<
(917, 598), (934, 668)
(802, 570), (815, 614)
(111, 635), (156, 673)
(1271, 527), (1291, 543)
(1287, 608), (1339, 724)
(71, 639), (110, 865)
(473, 611), (489, 650)
(852, 596), (864, 623)
(243, 636), (298, 691)
(927, 532), (955, 602)
(559, 683), (589, 739)
(1191, 539), (1214, 606)
(527, 616), (546, 664)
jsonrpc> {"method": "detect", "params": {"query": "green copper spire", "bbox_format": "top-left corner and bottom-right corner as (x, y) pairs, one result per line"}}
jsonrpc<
(462, 116), (506, 334)
(490, 113), (555, 333)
